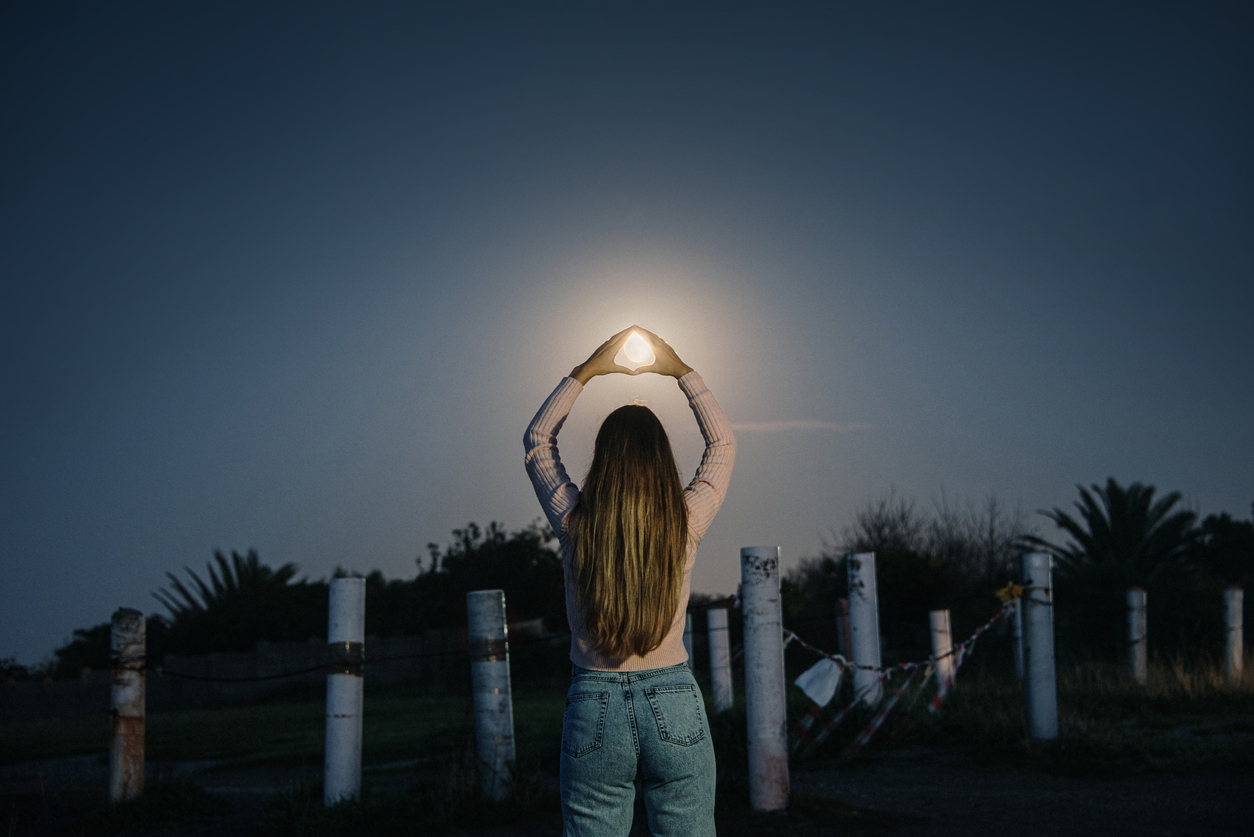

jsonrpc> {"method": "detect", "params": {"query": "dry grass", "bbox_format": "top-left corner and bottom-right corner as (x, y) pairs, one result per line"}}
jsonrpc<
(786, 654), (1254, 774)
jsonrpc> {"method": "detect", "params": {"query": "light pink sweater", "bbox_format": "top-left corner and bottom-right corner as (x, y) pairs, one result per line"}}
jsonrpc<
(524, 371), (736, 671)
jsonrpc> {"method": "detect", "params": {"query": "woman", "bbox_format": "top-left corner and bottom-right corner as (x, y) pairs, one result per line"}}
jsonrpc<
(524, 326), (736, 837)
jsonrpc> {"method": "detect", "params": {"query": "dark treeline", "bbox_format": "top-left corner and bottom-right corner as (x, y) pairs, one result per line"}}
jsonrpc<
(24, 521), (565, 680)
(9, 479), (1251, 681)
(785, 481), (1253, 665)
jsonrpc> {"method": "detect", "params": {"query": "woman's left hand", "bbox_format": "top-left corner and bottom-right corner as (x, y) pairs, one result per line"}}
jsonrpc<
(570, 328), (636, 385)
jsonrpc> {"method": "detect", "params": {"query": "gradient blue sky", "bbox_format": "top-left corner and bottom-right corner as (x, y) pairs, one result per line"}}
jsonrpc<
(3, 1), (1251, 665)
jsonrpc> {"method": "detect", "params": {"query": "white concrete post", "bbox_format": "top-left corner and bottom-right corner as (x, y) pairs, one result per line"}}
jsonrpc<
(929, 610), (954, 688)
(835, 597), (851, 659)
(325, 577), (365, 805)
(1224, 587), (1244, 686)
(708, 607), (733, 712)
(109, 608), (145, 802)
(1011, 598), (1025, 680)
(683, 612), (694, 670)
(847, 552), (883, 704)
(741, 546), (789, 812)
(467, 589), (515, 802)
(1020, 553), (1058, 741)
(1127, 587), (1147, 684)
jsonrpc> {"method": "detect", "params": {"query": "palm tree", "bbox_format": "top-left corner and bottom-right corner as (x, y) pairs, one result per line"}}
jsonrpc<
(1024, 478), (1197, 585)
(153, 549), (299, 618)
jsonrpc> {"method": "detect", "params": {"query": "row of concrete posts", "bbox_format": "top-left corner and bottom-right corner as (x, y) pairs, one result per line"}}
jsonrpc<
(105, 556), (1246, 812)
(738, 548), (1064, 811)
(103, 556), (1059, 810)
(1122, 585), (1244, 685)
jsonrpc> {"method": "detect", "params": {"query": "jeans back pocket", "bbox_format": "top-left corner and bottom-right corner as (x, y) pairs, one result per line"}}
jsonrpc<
(644, 684), (706, 746)
(562, 691), (610, 757)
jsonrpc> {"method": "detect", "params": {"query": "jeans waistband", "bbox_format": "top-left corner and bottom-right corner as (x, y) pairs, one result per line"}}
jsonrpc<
(571, 662), (691, 683)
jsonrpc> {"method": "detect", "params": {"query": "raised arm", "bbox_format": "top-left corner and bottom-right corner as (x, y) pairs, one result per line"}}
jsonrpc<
(677, 371), (736, 542)
(523, 328), (636, 537)
(524, 378), (584, 537)
(630, 327), (736, 542)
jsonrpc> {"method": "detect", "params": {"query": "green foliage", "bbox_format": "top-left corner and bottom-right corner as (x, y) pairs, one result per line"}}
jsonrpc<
(361, 520), (565, 637)
(1025, 478), (1198, 583)
(152, 549), (328, 656)
(785, 492), (1025, 661)
(1192, 511), (1254, 587)
(1, 656), (36, 681)
(154, 549), (300, 617)
(43, 522), (564, 676)
(50, 622), (112, 679)
(1026, 479), (1239, 658)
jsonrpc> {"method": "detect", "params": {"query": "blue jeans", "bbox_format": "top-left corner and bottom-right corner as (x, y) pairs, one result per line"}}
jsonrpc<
(560, 663), (716, 837)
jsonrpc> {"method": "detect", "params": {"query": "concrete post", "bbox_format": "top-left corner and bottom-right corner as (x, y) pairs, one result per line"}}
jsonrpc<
(929, 610), (954, 688)
(1224, 587), (1244, 686)
(684, 612), (694, 670)
(109, 608), (145, 802)
(467, 589), (515, 802)
(1011, 598), (1025, 680)
(741, 546), (789, 812)
(1127, 587), (1147, 684)
(708, 607), (734, 712)
(835, 597), (851, 659)
(325, 577), (365, 805)
(847, 552), (883, 704)
(1020, 553), (1058, 741)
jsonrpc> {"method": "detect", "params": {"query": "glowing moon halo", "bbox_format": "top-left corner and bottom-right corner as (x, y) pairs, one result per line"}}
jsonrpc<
(623, 332), (653, 364)
(616, 331), (656, 372)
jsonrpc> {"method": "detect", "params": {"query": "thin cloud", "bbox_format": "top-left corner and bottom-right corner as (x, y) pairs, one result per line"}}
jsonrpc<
(730, 420), (870, 433)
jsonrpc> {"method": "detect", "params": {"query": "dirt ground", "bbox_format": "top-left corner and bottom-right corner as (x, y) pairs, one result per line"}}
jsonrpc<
(2, 749), (1250, 836)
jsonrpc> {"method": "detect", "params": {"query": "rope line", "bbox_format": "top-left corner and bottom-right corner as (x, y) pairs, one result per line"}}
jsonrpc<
(787, 595), (1018, 758)
(135, 634), (573, 683)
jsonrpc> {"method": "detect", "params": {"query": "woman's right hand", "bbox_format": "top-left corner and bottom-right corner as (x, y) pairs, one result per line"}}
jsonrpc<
(570, 328), (636, 385)
(631, 327), (693, 379)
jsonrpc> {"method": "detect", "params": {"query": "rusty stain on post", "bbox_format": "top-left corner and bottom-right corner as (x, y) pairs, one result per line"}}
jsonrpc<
(109, 608), (145, 802)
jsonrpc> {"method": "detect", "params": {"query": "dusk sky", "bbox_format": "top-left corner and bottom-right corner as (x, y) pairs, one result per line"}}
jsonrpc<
(3, 1), (1250, 665)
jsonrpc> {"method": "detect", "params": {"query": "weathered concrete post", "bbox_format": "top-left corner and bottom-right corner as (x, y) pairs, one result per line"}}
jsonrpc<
(929, 609), (954, 688)
(109, 608), (145, 802)
(835, 597), (851, 659)
(683, 612), (695, 670)
(1224, 587), (1244, 686)
(741, 546), (789, 812)
(467, 589), (515, 802)
(847, 552), (883, 704)
(708, 607), (734, 712)
(1011, 598), (1025, 680)
(1020, 553), (1058, 741)
(1127, 587), (1148, 684)
(325, 577), (365, 805)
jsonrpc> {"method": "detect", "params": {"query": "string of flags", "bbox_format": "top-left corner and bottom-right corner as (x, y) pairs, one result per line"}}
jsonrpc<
(784, 590), (1021, 758)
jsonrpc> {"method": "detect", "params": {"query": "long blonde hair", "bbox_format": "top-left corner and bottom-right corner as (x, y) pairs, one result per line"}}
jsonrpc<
(568, 405), (689, 660)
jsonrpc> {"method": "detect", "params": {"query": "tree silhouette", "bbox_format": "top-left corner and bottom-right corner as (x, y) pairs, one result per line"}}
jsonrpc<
(151, 550), (326, 655)
(1024, 478), (1197, 585)
(1026, 479), (1201, 658)
(153, 549), (299, 617)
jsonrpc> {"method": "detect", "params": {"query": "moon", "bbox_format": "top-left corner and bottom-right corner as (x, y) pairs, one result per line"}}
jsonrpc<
(623, 331), (653, 364)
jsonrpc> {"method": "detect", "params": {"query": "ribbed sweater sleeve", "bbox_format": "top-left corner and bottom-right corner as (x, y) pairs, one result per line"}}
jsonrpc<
(522, 371), (736, 542)
(522, 376), (585, 538)
(677, 370), (737, 545)
(523, 370), (737, 671)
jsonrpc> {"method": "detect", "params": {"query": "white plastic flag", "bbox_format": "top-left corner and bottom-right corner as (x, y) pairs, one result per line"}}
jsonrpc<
(794, 657), (844, 707)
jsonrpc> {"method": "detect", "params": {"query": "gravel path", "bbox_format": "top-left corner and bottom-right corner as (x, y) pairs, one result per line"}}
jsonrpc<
(3, 749), (1251, 835)
(787, 749), (1252, 837)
